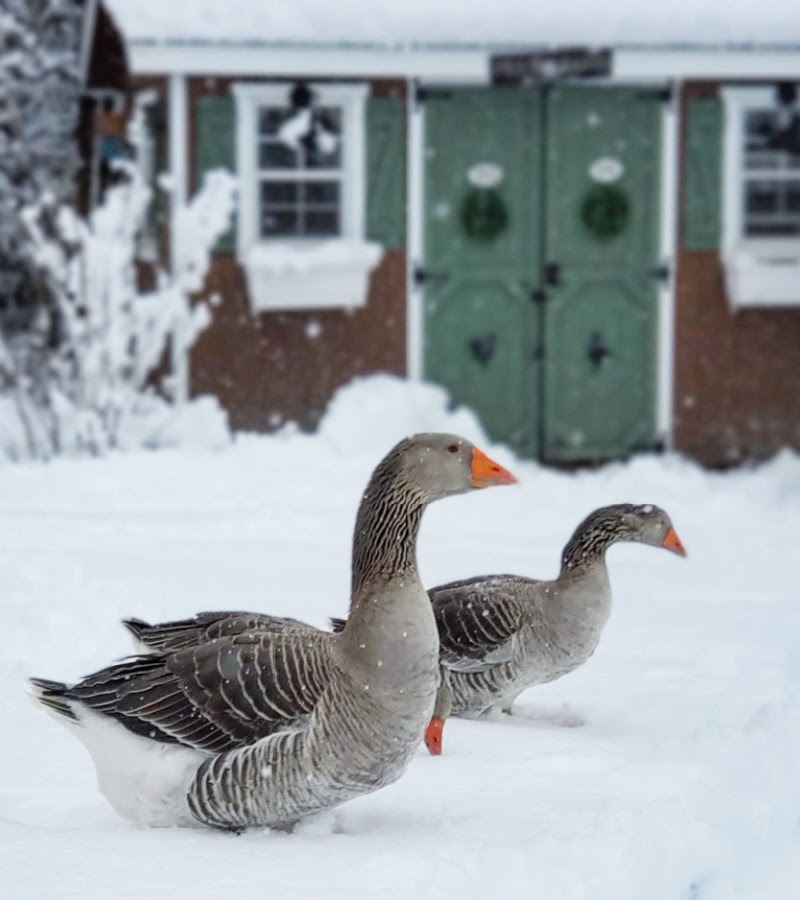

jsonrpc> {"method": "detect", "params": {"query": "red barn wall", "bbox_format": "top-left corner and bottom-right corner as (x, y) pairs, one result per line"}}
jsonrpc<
(674, 82), (800, 465)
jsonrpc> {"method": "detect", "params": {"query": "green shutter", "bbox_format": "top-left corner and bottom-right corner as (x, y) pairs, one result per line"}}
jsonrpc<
(366, 95), (406, 250)
(684, 97), (723, 251)
(196, 95), (236, 253)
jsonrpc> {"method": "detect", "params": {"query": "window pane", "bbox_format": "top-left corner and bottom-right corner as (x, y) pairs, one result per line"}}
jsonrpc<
(303, 181), (339, 203)
(261, 181), (298, 204)
(305, 139), (341, 168)
(260, 208), (298, 237)
(259, 141), (297, 169)
(788, 181), (800, 212)
(745, 109), (800, 172)
(304, 209), (339, 236)
(305, 107), (342, 169)
(744, 178), (800, 236)
(746, 181), (779, 215)
(259, 107), (290, 138)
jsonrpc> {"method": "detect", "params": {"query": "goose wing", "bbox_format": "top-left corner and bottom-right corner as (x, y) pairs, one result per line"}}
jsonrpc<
(124, 611), (318, 652)
(62, 629), (336, 753)
(430, 575), (528, 674)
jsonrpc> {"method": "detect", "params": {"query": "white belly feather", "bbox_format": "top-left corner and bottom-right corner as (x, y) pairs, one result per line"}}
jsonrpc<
(44, 703), (207, 827)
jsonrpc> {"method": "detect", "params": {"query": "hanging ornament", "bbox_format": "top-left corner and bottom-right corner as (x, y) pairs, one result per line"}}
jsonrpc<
(580, 184), (630, 241)
(461, 187), (509, 242)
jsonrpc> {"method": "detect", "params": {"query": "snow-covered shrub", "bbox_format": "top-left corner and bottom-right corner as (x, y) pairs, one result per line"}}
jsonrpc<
(0, 166), (237, 459)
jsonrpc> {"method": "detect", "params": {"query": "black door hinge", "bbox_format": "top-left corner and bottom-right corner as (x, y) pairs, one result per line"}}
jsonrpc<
(413, 266), (450, 286)
(648, 264), (671, 282)
(531, 287), (548, 304)
(637, 84), (674, 103)
(415, 85), (454, 105)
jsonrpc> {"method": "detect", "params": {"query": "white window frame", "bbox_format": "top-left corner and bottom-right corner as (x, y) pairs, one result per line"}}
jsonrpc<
(232, 82), (380, 312)
(721, 86), (800, 309)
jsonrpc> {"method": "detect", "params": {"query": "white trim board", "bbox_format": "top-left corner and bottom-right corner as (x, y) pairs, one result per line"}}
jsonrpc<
(656, 88), (680, 449)
(167, 73), (188, 401)
(406, 83), (424, 382)
(129, 42), (800, 82)
(615, 49), (800, 80)
(128, 44), (490, 81)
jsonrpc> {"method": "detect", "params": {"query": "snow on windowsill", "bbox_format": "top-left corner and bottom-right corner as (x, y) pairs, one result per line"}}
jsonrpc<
(242, 239), (383, 313)
(723, 247), (800, 310)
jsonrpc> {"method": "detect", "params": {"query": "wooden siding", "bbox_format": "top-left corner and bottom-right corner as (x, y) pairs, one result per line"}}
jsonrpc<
(674, 82), (800, 465)
(187, 76), (408, 432)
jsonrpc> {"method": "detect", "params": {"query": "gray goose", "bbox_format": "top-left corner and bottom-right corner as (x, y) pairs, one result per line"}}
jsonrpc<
(29, 434), (517, 831)
(419, 503), (686, 754)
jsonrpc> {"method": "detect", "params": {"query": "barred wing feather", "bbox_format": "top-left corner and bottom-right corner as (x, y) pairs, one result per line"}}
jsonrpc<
(64, 631), (336, 753)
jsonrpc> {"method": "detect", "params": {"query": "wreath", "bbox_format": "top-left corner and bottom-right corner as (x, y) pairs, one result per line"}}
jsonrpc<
(461, 188), (509, 242)
(580, 185), (630, 241)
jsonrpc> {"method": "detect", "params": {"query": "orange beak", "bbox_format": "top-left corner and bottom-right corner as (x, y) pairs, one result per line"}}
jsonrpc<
(471, 448), (518, 489)
(425, 717), (445, 756)
(662, 528), (687, 557)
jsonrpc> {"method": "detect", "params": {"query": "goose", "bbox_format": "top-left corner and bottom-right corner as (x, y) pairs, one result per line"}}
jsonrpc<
(29, 434), (517, 831)
(419, 503), (686, 754)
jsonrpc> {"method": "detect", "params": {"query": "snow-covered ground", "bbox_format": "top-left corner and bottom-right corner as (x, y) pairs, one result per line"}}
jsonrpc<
(1, 378), (799, 900)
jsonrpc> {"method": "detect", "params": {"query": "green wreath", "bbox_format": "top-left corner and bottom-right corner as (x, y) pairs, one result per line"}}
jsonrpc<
(580, 185), (630, 241)
(461, 188), (509, 242)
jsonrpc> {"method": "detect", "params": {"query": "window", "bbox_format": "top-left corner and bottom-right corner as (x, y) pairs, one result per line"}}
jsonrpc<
(722, 86), (800, 308)
(741, 108), (800, 237)
(233, 83), (380, 312)
(256, 105), (343, 239)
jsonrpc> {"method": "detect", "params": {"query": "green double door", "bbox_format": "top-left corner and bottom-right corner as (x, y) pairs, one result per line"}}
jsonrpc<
(422, 84), (663, 461)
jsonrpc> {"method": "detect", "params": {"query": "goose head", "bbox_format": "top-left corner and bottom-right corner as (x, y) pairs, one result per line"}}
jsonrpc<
(616, 504), (687, 556)
(561, 503), (686, 571)
(391, 433), (517, 502)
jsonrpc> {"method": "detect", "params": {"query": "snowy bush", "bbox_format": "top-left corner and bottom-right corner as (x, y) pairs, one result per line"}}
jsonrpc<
(0, 166), (237, 459)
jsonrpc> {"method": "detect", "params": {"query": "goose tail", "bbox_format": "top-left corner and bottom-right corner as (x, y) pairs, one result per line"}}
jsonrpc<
(328, 617), (346, 634)
(28, 677), (78, 721)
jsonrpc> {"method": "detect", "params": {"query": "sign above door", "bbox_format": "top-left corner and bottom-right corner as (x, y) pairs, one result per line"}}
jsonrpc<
(491, 48), (612, 85)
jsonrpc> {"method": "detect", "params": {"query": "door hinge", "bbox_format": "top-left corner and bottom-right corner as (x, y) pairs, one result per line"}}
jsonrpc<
(531, 287), (548, 304)
(413, 266), (450, 286)
(415, 85), (454, 105)
(648, 263), (671, 283)
(636, 84), (674, 103)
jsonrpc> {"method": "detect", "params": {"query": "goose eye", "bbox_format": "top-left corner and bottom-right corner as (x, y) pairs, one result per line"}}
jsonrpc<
(447, 443), (460, 454)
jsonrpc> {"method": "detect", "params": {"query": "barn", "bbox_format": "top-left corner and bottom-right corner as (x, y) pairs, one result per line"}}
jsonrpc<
(105, 0), (800, 466)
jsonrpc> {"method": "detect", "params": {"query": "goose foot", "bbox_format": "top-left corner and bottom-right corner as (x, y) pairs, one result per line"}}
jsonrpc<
(424, 717), (445, 755)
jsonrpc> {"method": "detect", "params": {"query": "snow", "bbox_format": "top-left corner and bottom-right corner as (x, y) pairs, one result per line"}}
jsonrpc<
(2, 375), (800, 899)
(245, 239), (382, 276)
(104, 0), (800, 47)
(243, 240), (382, 313)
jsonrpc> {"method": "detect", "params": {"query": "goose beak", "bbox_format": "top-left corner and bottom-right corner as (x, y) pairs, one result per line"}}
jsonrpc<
(662, 528), (687, 557)
(425, 717), (445, 756)
(471, 448), (518, 489)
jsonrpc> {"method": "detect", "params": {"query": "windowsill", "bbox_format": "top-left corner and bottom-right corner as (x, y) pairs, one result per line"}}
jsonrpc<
(241, 239), (383, 313)
(723, 245), (800, 309)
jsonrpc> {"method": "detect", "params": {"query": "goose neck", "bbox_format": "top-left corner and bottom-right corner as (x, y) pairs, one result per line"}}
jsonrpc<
(350, 476), (425, 601)
(560, 528), (615, 574)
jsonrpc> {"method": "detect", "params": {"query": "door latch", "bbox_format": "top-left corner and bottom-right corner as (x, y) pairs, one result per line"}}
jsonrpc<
(587, 332), (612, 370)
(544, 262), (561, 287)
(469, 333), (496, 366)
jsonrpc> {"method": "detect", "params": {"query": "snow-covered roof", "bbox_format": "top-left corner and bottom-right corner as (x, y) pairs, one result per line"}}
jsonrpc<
(104, 0), (800, 49)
